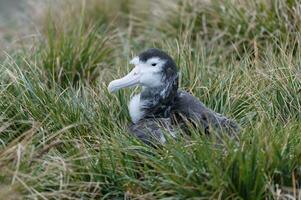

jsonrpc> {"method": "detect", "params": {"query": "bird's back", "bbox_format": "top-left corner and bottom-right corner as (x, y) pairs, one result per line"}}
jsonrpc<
(171, 90), (239, 136)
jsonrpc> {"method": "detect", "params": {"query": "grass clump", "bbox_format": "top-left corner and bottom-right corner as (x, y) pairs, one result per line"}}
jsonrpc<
(38, 1), (117, 87)
(0, 0), (300, 199)
(152, 0), (301, 57)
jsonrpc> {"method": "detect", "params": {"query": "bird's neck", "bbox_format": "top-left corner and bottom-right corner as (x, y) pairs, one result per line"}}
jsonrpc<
(141, 76), (178, 118)
(128, 75), (178, 123)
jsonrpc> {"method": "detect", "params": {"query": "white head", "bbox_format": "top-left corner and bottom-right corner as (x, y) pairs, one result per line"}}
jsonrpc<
(108, 57), (167, 92)
(108, 48), (178, 93)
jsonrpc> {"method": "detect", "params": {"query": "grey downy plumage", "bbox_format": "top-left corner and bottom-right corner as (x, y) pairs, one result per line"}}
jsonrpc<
(108, 48), (239, 145)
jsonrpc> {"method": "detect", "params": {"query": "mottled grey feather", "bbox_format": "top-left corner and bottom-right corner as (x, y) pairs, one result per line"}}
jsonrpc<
(171, 91), (239, 136)
(129, 91), (239, 145)
(128, 118), (175, 146)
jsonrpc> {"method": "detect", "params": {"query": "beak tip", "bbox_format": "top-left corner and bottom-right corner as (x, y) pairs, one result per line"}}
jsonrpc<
(107, 82), (115, 93)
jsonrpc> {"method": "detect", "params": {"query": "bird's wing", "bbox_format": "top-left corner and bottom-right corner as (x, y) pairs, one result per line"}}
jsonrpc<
(171, 90), (239, 136)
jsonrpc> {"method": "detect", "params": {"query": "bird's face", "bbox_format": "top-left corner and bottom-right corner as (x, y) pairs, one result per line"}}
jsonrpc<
(108, 48), (177, 93)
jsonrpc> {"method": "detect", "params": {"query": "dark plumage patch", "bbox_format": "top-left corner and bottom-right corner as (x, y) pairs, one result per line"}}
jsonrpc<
(141, 74), (178, 119)
(139, 48), (172, 62)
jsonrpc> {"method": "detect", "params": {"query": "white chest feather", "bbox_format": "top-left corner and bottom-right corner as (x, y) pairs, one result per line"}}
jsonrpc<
(128, 94), (145, 123)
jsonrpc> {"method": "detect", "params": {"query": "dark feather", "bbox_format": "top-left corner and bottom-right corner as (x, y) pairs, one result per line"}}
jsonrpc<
(171, 91), (240, 136)
(128, 118), (175, 146)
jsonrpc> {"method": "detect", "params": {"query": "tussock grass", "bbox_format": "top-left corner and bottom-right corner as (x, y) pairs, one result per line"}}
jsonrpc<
(38, 1), (118, 87)
(0, 0), (300, 199)
(152, 0), (301, 56)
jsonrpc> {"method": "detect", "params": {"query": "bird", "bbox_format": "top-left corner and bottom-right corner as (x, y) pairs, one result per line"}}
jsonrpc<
(108, 48), (239, 145)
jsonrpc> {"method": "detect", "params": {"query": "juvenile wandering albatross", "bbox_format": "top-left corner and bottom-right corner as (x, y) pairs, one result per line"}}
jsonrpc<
(108, 48), (239, 145)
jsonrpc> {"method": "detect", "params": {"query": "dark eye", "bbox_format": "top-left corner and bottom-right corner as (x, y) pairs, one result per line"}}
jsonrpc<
(151, 63), (157, 66)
